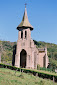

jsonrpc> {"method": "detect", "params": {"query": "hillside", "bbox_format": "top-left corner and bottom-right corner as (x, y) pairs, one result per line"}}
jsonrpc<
(0, 68), (57, 85)
(0, 40), (16, 64)
(34, 40), (57, 59)
(34, 40), (57, 69)
(0, 40), (57, 70)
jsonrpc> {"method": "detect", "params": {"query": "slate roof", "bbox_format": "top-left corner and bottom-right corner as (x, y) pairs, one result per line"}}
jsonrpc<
(17, 7), (33, 30)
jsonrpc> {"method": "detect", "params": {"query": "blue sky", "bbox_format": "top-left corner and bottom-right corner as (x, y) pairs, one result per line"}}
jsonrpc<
(0, 0), (57, 44)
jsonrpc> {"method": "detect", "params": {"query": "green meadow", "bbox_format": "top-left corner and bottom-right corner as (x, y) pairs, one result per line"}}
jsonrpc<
(0, 68), (57, 85)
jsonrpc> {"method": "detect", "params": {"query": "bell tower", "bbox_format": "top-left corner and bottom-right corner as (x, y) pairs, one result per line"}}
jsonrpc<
(15, 6), (34, 68)
(14, 5), (49, 69)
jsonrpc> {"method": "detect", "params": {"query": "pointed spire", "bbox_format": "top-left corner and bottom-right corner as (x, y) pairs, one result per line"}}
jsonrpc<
(17, 6), (33, 30)
(25, 3), (27, 8)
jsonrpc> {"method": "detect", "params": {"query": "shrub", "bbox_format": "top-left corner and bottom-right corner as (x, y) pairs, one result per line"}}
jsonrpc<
(37, 64), (40, 70)
(0, 63), (57, 82)
(40, 67), (52, 72)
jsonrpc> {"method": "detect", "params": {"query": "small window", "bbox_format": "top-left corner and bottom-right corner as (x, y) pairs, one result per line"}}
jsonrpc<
(21, 31), (23, 39)
(25, 31), (27, 38)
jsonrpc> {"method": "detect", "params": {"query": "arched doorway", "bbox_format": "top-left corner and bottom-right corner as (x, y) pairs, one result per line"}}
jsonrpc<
(20, 49), (27, 68)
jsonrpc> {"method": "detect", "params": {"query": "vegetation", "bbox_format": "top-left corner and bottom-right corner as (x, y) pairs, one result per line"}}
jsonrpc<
(0, 63), (57, 82)
(0, 40), (16, 64)
(34, 40), (57, 59)
(0, 68), (57, 85)
(0, 40), (57, 70)
(34, 40), (57, 70)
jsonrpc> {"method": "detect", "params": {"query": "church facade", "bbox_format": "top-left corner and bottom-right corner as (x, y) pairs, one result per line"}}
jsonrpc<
(15, 7), (49, 69)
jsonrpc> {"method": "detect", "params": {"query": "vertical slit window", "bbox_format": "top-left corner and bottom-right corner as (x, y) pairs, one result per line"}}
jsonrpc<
(25, 31), (27, 39)
(21, 31), (23, 39)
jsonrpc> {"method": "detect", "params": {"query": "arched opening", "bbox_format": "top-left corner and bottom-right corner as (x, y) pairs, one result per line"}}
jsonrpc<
(25, 31), (27, 38)
(21, 31), (23, 39)
(20, 49), (27, 68)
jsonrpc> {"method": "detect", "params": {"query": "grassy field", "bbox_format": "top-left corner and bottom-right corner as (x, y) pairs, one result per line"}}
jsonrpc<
(34, 69), (57, 76)
(0, 68), (57, 85)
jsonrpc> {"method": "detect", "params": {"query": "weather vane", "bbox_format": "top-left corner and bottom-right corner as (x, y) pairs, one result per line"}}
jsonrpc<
(25, 3), (27, 8)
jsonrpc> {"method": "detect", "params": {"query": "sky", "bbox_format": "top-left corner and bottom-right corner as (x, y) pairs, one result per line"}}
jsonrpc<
(0, 0), (57, 44)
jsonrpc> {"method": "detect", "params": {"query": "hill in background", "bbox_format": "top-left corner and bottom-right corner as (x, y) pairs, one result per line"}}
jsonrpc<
(0, 41), (16, 64)
(0, 40), (57, 70)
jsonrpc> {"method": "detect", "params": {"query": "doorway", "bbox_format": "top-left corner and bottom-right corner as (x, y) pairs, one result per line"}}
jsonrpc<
(20, 49), (27, 68)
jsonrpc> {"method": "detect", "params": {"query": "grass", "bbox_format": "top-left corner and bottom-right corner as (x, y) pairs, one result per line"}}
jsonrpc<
(35, 69), (57, 76)
(22, 68), (57, 76)
(0, 68), (57, 85)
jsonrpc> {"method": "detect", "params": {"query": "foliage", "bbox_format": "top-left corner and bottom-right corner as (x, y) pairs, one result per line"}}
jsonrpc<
(0, 68), (57, 85)
(48, 58), (57, 71)
(0, 63), (57, 82)
(37, 64), (40, 70)
(0, 40), (16, 63)
(40, 67), (52, 72)
(34, 40), (57, 70)
(0, 40), (57, 70)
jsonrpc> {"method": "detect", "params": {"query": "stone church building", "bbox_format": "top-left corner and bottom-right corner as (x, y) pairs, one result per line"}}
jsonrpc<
(14, 6), (49, 69)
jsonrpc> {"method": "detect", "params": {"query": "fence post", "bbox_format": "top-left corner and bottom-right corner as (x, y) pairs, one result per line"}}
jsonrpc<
(53, 76), (54, 85)
(36, 73), (38, 77)
(14, 65), (18, 75)
(20, 69), (21, 72)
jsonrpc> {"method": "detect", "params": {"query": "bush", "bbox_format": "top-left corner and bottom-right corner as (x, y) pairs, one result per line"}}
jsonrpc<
(37, 64), (40, 70)
(0, 63), (57, 82)
(40, 67), (52, 72)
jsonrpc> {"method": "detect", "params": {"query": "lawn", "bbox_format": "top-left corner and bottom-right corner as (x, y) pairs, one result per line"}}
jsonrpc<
(0, 68), (57, 85)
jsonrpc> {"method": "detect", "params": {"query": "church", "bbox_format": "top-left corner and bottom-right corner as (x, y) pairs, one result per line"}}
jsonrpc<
(14, 6), (49, 69)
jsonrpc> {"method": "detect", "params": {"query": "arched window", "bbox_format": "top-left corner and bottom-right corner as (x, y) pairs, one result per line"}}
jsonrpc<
(25, 31), (27, 38)
(21, 31), (23, 39)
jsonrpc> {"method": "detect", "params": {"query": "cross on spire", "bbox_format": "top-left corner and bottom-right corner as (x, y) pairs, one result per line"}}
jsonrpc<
(25, 3), (27, 8)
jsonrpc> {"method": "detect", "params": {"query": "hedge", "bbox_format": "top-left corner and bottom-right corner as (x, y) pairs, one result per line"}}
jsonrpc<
(0, 63), (57, 82)
(40, 67), (53, 72)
